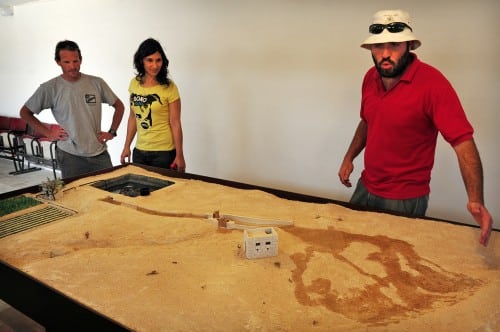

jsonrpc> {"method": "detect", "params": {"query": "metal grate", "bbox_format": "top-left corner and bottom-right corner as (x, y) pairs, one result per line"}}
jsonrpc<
(0, 205), (74, 239)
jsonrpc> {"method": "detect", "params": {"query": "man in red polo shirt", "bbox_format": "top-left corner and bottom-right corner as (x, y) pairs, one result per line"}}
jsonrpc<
(338, 9), (493, 246)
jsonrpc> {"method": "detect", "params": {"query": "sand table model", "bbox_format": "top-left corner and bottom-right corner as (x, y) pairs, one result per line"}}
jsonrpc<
(0, 165), (498, 331)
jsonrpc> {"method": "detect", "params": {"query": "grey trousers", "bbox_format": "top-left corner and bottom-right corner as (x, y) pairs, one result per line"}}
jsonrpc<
(349, 179), (429, 217)
(56, 148), (113, 179)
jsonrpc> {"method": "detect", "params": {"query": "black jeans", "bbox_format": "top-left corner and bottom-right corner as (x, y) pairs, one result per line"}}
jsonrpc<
(132, 148), (176, 169)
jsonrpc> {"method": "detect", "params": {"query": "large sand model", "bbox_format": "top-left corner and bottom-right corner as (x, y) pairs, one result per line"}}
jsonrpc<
(0, 165), (498, 331)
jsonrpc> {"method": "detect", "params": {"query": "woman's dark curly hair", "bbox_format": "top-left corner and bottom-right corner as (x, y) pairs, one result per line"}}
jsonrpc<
(133, 38), (170, 85)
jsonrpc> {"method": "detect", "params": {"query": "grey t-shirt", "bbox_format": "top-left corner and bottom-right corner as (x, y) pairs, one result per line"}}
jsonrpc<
(25, 73), (118, 157)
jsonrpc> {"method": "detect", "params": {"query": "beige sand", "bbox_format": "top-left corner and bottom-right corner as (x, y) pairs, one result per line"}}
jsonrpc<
(0, 165), (498, 331)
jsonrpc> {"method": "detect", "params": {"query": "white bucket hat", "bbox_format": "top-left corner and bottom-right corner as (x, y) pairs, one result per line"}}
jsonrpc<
(361, 9), (421, 50)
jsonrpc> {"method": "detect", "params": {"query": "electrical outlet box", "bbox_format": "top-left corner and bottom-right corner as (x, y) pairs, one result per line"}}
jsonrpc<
(243, 227), (278, 259)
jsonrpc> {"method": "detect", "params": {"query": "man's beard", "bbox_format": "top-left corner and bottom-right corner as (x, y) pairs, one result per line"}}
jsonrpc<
(373, 48), (412, 78)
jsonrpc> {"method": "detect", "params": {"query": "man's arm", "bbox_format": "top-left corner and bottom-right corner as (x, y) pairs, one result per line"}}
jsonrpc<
(109, 98), (125, 133)
(98, 98), (125, 143)
(20, 106), (67, 141)
(453, 138), (493, 246)
(338, 120), (367, 187)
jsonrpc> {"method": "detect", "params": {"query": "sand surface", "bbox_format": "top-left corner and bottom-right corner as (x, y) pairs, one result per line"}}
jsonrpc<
(0, 165), (498, 331)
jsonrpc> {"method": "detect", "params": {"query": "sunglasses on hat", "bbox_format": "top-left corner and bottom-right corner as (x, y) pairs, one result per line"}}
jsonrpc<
(369, 22), (413, 34)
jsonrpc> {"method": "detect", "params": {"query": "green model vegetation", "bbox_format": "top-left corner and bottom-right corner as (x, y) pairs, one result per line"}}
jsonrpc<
(0, 195), (42, 217)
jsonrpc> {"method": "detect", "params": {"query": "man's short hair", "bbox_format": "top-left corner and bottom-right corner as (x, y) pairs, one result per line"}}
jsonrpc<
(55, 40), (82, 61)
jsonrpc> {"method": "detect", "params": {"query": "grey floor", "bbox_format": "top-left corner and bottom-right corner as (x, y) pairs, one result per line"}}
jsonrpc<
(0, 157), (51, 331)
(0, 157), (60, 195)
(0, 300), (44, 332)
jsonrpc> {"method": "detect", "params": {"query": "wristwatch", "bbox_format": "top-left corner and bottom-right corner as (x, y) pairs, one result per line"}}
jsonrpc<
(108, 129), (117, 137)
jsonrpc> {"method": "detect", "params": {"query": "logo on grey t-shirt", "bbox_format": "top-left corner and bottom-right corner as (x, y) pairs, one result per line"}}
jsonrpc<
(85, 94), (96, 104)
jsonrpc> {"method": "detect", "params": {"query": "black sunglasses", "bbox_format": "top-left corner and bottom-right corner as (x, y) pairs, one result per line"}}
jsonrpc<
(369, 22), (413, 34)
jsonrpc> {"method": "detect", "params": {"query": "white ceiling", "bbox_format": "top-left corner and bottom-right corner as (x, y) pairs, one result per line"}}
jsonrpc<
(0, 0), (37, 6)
(0, 0), (42, 16)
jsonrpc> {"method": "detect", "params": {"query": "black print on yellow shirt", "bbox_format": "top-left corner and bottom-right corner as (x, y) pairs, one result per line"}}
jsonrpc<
(130, 93), (162, 129)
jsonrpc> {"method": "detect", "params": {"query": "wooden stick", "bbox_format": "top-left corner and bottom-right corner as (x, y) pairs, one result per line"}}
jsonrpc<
(99, 196), (294, 228)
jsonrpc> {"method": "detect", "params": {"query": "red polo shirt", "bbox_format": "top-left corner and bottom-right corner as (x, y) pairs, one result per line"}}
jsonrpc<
(360, 53), (473, 199)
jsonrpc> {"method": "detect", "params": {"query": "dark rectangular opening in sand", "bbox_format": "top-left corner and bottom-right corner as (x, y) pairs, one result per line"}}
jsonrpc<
(91, 174), (174, 197)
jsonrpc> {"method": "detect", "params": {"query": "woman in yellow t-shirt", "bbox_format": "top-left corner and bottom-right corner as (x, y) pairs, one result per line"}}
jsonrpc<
(120, 38), (185, 172)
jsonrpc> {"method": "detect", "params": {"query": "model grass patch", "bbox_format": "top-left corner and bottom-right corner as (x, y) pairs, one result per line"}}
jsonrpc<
(0, 195), (42, 217)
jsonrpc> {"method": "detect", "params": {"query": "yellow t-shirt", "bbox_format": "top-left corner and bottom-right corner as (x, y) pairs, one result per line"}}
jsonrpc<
(129, 78), (180, 151)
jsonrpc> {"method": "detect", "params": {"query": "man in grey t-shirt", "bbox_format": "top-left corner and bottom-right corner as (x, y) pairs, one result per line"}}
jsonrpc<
(20, 40), (124, 179)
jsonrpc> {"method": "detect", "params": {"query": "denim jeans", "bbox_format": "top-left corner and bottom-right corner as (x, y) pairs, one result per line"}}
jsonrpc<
(132, 148), (176, 169)
(349, 179), (429, 217)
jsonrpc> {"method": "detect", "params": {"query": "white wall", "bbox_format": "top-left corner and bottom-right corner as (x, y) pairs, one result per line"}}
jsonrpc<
(0, 0), (498, 230)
